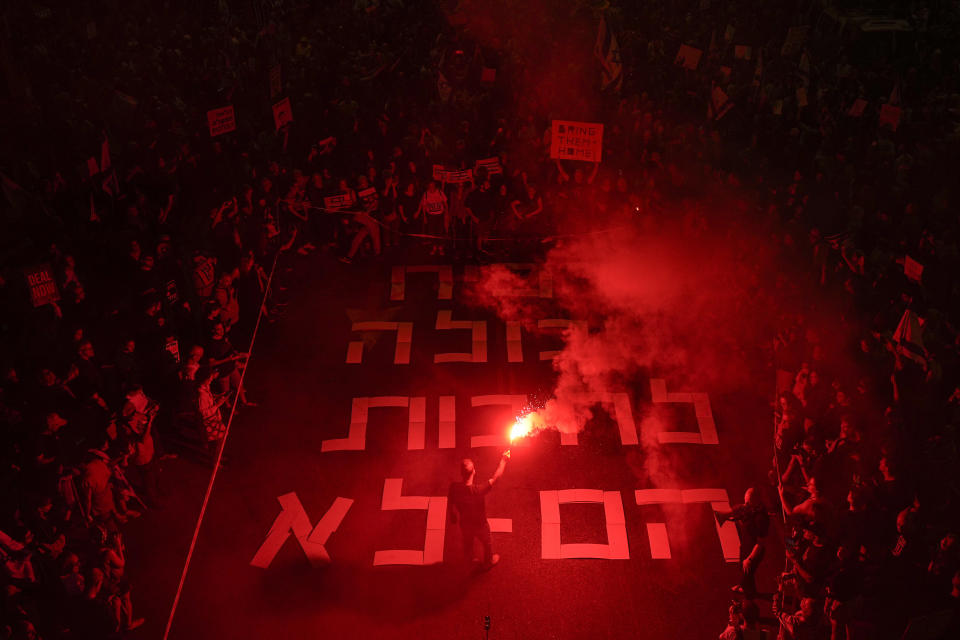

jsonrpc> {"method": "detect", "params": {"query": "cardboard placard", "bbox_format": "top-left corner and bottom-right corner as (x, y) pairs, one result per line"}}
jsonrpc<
(269, 64), (282, 99)
(675, 44), (702, 70)
(432, 165), (447, 181)
(475, 157), (503, 175)
(357, 187), (377, 201)
(207, 105), (236, 137)
(904, 255), (923, 282)
(324, 192), (355, 211)
(550, 120), (604, 162)
(444, 169), (473, 184)
(847, 98), (867, 117)
(24, 264), (60, 307)
(272, 97), (293, 131)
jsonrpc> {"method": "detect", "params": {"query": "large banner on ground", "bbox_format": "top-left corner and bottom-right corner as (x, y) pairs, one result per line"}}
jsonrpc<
(550, 120), (604, 162)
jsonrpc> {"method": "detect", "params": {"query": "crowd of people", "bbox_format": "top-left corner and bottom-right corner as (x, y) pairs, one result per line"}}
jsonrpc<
(1, 0), (960, 638)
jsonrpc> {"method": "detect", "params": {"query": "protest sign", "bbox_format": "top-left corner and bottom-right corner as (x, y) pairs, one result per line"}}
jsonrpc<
(24, 264), (60, 307)
(904, 255), (924, 282)
(207, 106), (236, 137)
(432, 165), (447, 181)
(734, 45), (751, 60)
(324, 192), (355, 211)
(272, 97), (293, 131)
(269, 64), (282, 99)
(674, 44), (702, 70)
(475, 157), (503, 175)
(847, 99), (867, 117)
(879, 104), (901, 131)
(550, 120), (604, 162)
(781, 26), (809, 56)
(358, 187), (377, 201)
(444, 169), (473, 184)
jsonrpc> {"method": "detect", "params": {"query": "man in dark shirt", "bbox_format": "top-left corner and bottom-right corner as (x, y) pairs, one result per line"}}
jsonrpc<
(448, 450), (510, 568)
(717, 487), (770, 598)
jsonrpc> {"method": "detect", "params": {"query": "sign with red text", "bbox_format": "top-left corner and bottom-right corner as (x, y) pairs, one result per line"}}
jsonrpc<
(324, 192), (355, 211)
(207, 106), (236, 137)
(550, 120), (604, 162)
(24, 264), (60, 307)
(272, 97), (293, 131)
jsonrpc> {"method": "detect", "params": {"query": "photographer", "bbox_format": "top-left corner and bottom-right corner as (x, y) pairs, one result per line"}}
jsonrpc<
(717, 488), (770, 598)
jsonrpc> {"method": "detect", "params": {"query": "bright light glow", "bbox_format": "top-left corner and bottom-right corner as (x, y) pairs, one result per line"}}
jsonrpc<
(509, 412), (539, 442)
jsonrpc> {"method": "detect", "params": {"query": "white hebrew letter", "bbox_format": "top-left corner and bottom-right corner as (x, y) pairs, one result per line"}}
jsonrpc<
(345, 321), (413, 364)
(373, 479), (447, 565)
(539, 490), (629, 559)
(634, 488), (739, 562)
(321, 396), (426, 452)
(649, 379), (719, 444)
(390, 265), (453, 301)
(434, 310), (487, 363)
(250, 492), (353, 568)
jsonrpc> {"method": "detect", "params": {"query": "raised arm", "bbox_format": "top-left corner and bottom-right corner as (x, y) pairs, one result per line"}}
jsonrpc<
(488, 450), (510, 487)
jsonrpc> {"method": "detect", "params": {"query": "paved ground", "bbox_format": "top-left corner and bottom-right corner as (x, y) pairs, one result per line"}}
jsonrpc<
(126, 250), (783, 640)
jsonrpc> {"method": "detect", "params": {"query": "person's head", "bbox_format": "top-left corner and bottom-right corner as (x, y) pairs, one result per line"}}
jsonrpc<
(427, 181), (438, 193)
(460, 458), (475, 481)
(188, 345), (204, 362)
(744, 487), (760, 506)
(357, 175), (369, 189)
(39, 368), (57, 386)
(45, 412), (66, 433)
(140, 254), (154, 271)
(806, 475), (819, 497)
(847, 487), (866, 511)
(217, 271), (232, 287)
(404, 182), (416, 196)
(121, 339), (135, 354)
(78, 340), (95, 360)
(800, 597), (816, 618)
(311, 172), (323, 188)
(211, 322), (225, 341)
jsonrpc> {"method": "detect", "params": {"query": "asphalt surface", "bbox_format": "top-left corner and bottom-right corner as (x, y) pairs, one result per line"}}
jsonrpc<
(126, 250), (783, 640)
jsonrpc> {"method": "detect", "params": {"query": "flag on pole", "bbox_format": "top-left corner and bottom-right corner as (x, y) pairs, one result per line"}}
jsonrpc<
(892, 309), (926, 365)
(595, 13), (623, 92)
(889, 82), (901, 106)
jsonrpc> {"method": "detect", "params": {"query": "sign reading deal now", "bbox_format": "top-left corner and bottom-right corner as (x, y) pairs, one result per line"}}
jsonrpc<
(550, 120), (603, 162)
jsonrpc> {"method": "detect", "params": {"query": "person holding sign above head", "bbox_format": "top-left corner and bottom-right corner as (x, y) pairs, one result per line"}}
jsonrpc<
(415, 180), (448, 256)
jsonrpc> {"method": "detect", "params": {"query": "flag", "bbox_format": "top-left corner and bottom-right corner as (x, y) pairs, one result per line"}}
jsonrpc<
(847, 98), (867, 117)
(879, 104), (902, 131)
(595, 13), (623, 92)
(889, 82), (901, 106)
(893, 309), (926, 365)
(904, 255), (923, 282)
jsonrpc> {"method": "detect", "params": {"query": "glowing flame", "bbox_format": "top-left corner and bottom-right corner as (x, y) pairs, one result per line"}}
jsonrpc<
(509, 412), (538, 442)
